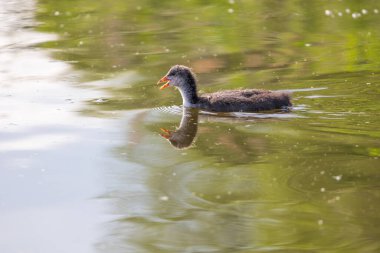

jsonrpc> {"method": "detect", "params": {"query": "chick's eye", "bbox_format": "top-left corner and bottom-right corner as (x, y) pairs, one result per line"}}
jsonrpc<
(169, 70), (177, 76)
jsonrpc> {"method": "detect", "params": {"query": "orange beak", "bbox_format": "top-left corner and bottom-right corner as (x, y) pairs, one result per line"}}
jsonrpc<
(159, 128), (171, 139)
(157, 76), (170, 90)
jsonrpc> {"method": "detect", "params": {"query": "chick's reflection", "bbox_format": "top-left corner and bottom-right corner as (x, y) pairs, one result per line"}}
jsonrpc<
(160, 108), (199, 149)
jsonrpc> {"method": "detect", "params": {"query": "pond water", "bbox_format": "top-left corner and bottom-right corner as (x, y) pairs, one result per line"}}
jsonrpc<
(1, 0), (380, 252)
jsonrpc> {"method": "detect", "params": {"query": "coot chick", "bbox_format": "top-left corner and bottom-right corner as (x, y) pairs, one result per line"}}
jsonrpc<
(157, 65), (291, 112)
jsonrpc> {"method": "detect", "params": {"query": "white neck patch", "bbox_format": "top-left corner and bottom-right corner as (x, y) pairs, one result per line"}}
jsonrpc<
(179, 88), (194, 107)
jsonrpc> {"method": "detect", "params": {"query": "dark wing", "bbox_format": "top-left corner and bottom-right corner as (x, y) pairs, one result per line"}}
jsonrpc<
(199, 89), (291, 112)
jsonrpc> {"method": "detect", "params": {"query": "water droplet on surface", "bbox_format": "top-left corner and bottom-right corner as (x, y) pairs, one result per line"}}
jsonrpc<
(54, 11), (60, 16)
(352, 12), (361, 19)
(362, 9), (368, 14)
(228, 8), (234, 14)
(159, 196), (169, 201)
(320, 187), (326, 192)
(332, 175), (342, 181)
(325, 10), (332, 16)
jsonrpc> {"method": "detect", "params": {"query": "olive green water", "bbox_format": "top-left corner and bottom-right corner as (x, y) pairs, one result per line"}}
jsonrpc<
(1, 0), (380, 252)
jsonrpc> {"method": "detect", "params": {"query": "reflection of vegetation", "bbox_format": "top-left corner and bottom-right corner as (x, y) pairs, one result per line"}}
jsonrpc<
(112, 108), (380, 252)
(36, 0), (380, 110)
(35, 0), (380, 252)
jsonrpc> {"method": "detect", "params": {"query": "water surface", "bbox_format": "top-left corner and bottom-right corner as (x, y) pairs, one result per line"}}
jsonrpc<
(1, 0), (380, 252)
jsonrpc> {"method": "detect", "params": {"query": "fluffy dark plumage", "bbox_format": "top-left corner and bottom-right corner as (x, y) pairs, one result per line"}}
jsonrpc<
(198, 89), (292, 112)
(161, 65), (292, 112)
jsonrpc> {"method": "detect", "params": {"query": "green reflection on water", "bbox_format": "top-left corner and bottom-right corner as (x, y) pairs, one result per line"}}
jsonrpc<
(36, 0), (380, 252)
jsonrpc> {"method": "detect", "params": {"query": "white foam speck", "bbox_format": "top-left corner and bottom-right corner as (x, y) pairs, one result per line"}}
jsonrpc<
(352, 12), (361, 19)
(95, 98), (104, 103)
